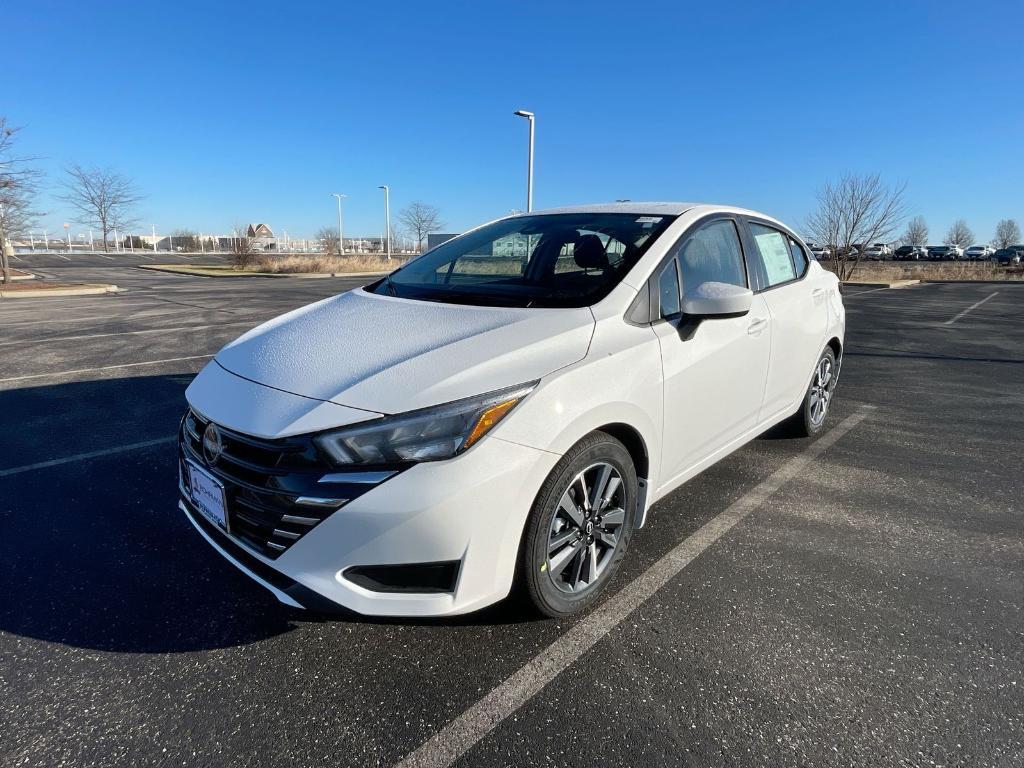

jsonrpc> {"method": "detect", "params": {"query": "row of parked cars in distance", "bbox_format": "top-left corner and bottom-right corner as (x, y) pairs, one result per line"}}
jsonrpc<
(807, 242), (1023, 264)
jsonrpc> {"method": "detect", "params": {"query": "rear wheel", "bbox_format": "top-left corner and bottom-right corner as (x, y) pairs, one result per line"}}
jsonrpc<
(520, 432), (637, 617)
(785, 347), (838, 437)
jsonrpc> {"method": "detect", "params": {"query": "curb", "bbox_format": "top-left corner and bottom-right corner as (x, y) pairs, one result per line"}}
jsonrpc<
(0, 283), (119, 299)
(920, 279), (1024, 284)
(842, 279), (920, 289)
(138, 265), (389, 279)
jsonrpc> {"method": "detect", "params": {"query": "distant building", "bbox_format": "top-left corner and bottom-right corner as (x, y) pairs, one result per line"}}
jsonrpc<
(247, 223), (276, 251)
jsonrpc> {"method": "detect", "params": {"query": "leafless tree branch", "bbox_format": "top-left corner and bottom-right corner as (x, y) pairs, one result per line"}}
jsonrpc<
(57, 164), (144, 252)
(398, 201), (445, 252)
(902, 215), (928, 247)
(0, 117), (45, 282)
(944, 219), (974, 249)
(993, 219), (1021, 249)
(804, 173), (907, 281)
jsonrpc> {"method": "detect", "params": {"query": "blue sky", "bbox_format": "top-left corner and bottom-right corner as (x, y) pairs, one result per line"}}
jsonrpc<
(5, 0), (1023, 242)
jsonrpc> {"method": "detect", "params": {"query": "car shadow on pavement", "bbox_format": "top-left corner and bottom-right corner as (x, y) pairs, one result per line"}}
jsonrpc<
(0, 374), (539, 654)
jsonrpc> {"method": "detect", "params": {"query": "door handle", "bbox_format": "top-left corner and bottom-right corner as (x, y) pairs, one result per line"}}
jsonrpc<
(747, 317), (768, 335)
(812, 288), (825, 301)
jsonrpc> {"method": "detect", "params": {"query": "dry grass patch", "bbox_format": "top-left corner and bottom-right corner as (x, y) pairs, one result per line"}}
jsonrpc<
(825, 261), (1023, 282)
(251, 254), (402, 274)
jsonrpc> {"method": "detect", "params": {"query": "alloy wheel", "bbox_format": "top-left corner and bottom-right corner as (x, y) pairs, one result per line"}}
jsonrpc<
(809, 356), (833, 427)
(546, 462), (626, 594)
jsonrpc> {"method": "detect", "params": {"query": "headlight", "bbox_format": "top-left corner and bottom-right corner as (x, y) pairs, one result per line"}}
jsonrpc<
(313, 382), (537, 465)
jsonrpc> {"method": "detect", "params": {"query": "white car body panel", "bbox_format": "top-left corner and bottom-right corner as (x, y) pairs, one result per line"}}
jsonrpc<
(180, 202), (846, 616)
(653, 293), (772, 483)
(214, 288), (594, 414)
(186, 361), (380, 439)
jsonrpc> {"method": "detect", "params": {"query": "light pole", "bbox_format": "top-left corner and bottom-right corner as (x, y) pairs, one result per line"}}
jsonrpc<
(89, 229), (94, 250)
(378, 185), (391, 260)
(513, 109), (535, 212)
(331, 193), (347, 255)
(64, 222), (71, 252)
(113, 227), (119, 252)
(152, 224), (157, 253)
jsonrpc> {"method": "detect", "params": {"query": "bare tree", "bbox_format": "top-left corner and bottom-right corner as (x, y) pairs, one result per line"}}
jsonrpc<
(0, 117), (44, 283)
(944, 219), (974, 249)
(994, 219), (1021, 249)
(398, 201), (444, 252)
(315, 225), (340, 256)
(228, 223), (256, 266)
(804, 173), (907, 281)
(58, 164), (143, 252)
(903, 215), (929, 246)
(170, 229), (201, 252)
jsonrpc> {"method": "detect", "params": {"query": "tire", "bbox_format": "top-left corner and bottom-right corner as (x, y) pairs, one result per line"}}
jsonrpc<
(784, 347), (838, 437)
(520, 432), (638, 617)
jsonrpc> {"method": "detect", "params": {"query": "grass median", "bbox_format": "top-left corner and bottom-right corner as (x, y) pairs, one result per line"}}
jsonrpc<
(142, 253), (403, 278)
(828, 260), (1024, 283)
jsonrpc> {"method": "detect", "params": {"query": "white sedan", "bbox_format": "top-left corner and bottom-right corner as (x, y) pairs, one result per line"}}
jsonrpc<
(179, 203), (845, 617)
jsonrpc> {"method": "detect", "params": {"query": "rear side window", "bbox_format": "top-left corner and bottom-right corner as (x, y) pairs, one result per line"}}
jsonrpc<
(750, 223), (797, 287)
(788, 238), (809, 277)
(673, 219), (748, 292)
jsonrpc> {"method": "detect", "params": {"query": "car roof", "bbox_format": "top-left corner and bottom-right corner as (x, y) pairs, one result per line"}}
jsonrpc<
(519, 201), (793, 223)
(519, 202), (698, 216)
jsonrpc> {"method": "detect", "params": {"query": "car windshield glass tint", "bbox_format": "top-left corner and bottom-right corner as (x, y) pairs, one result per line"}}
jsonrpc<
(368, 213), (676, 308)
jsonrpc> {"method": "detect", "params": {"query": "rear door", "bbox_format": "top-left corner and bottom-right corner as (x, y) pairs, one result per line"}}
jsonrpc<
(650, 216), (772, 487)
(742, 219), (828, 421)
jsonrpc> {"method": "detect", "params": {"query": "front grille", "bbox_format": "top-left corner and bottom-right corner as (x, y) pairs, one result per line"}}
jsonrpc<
(179, 409), (396, 559)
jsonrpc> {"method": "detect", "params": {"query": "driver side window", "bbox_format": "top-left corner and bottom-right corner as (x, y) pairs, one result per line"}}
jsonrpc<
(673, 219), (748, 294)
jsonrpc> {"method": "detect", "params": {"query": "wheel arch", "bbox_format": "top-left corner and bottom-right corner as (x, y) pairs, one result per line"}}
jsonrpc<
(592, 422), (652, 529)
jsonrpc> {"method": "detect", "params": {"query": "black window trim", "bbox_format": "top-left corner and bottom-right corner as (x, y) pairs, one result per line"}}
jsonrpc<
(636, 213), (754, 326)
(738, 215), (811, 294)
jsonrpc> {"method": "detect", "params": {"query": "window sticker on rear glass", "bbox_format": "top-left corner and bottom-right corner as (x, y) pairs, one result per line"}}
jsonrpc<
(754, 231), (796, 285)
(635, 216), (663, 228)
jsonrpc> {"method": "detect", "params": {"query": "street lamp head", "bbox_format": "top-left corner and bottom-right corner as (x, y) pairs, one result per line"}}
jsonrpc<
(378, 185), (388, 191)
(514, 109), (534, 118)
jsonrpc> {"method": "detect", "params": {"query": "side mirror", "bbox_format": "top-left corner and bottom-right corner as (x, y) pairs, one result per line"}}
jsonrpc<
(681, 282), (753, 318)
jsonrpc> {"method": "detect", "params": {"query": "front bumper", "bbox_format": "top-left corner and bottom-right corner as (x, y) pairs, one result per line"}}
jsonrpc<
(180, 431), (560, 617)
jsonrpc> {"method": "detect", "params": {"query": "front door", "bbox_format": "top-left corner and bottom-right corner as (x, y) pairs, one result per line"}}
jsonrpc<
(651, 218), (772, 489)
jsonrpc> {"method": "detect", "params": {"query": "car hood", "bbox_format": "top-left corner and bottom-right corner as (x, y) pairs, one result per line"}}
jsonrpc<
(214, 288), (595, 414)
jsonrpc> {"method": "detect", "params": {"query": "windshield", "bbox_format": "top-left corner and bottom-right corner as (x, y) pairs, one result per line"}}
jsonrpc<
(367, 212), (676, 308)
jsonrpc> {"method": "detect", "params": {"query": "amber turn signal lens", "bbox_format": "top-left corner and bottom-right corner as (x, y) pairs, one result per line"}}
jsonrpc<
(462, 398), (520, 451)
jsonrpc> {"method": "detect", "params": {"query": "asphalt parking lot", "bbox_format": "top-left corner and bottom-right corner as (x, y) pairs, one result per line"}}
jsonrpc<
(1, 258), (1022, 767)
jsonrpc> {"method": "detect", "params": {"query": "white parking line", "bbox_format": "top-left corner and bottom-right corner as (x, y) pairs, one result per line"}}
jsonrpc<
(99, 254), (115, 261)
(56, 254), (71, 261)
(843, 285), (895, 297)
(0, 437), (177, 478)
(944, 291), (999, 325)
(0, 320), (255, 347)
(0, 354), (213, 384)
(395, 408), (869, 768)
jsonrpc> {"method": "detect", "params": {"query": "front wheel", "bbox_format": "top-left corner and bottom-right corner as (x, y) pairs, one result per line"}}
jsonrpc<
(520, 432), (637, 617)
(785, 347), (838, 437)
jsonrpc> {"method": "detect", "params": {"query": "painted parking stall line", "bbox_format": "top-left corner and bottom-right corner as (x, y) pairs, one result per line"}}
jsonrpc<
(944, 291), (999, 325)
(0, 354), (213, 385)
(0, 437), (177, 478)
(395, 408), (870, 768)
(0, 320), (256, 348)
